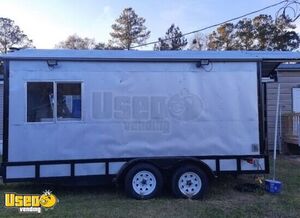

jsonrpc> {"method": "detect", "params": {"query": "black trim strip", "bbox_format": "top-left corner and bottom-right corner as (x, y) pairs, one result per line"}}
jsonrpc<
(2, 155), (267, 166)
(237, 158), (241, 172)
(263, 83), (268, 151)
(216, 159), (220, 173)
(265, 155), (270, 174)
(36, 164), (40, 178)
(105, 161), (109, 175)
(2, 60), (9, 164)
(257, 62), (266, 154)
(71, 162), (75, 177)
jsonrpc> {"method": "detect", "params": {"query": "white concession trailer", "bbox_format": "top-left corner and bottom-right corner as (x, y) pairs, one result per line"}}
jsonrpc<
(1, 49), (299, 199)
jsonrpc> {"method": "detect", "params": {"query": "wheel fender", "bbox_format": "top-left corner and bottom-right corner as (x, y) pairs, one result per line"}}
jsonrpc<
(114, 159), (157, 184)
(172, 158), (215, 179)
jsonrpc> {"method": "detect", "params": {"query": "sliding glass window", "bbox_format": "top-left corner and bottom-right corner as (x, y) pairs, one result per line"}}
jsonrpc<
(27, 82), (82, 122)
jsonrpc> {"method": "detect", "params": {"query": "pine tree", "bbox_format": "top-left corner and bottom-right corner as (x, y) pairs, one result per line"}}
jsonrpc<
(154, 24), (187, 50)
(110, 8), (150, 50)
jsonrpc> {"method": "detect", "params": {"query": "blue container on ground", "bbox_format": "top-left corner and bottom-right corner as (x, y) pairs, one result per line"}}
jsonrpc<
(265, 179), (282, 194)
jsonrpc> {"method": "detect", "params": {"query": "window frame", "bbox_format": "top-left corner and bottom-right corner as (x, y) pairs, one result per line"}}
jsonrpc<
(25, 81), (83, 124)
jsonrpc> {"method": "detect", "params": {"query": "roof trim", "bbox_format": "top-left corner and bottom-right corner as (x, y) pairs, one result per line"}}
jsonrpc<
(0, 57), (263, 62)
(2, 49), (300, 62)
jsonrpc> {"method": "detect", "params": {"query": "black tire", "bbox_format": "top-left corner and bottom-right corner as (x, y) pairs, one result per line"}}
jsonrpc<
(172, 165), (208, 199)
(124, 163), (163, 200)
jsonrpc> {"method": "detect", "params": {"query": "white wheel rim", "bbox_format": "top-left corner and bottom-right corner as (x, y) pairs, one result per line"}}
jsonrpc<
(178, 172), (202, 197)
(132, 170), (157, 196)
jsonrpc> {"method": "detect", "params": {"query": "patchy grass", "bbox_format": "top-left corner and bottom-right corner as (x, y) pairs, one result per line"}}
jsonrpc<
(0, 155), (299, 218)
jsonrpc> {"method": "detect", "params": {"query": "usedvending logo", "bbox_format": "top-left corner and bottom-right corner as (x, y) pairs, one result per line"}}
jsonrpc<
(167, 90), (203, 121)
(92, 89), (203, 133)
(4, 190), (58, 213)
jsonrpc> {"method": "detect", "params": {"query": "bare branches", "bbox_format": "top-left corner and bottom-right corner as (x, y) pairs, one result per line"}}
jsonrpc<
(0, 17), (33, 53)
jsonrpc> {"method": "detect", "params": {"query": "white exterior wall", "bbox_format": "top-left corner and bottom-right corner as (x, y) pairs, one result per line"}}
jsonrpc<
(8, 61), (259, 163)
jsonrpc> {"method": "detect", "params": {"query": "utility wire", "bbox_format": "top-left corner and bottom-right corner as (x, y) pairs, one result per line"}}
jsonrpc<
(130, 0), (287, 49)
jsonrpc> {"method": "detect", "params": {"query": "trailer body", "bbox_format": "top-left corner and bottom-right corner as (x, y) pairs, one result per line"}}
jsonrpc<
(0, 50), (280, 184)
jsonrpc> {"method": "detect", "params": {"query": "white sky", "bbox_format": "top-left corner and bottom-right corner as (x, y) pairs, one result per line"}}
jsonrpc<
(0, 0), (299, 50)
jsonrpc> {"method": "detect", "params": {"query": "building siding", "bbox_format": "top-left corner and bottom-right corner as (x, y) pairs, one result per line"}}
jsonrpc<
(266, 71), (300, 151)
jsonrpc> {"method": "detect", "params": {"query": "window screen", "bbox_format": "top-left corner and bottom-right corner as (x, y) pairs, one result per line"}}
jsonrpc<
(57, 83), (81, 120)
(27, 82), (54, 122)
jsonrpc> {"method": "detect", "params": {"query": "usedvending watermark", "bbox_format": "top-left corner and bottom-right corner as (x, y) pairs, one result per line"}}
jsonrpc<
(92, 89), (203, 133)
(4, 190), (58, 213)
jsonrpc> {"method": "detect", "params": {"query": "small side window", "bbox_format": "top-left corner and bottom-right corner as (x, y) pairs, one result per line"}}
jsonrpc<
(57, 83), (82, 120)
(27, 82), (54, 122)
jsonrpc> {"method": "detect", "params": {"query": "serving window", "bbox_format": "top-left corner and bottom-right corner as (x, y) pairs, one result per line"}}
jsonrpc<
(27, 82), (54, 122)
(27, 82), (82, 122)
(57, 83), (81, 120)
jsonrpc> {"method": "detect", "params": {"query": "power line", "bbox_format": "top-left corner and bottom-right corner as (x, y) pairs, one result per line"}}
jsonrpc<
(130, 0), (287, 49)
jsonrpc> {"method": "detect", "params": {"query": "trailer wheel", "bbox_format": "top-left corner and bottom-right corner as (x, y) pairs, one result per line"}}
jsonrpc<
(124, 163), (163, 200)
(172, 165), (208, 199)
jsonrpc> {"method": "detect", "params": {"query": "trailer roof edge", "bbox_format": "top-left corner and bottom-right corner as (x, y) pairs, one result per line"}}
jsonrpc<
(2, 49), (300, 62)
